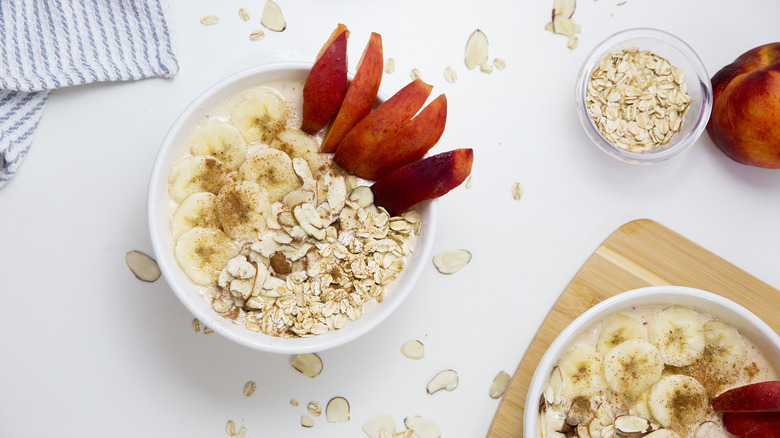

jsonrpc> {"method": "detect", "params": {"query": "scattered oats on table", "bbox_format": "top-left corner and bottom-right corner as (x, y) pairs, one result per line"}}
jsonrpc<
(384, 57), (395, 74)
(200, 15), (219, 26)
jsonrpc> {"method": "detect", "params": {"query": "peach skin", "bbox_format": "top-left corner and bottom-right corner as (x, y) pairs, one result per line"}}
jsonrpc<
(321, 32), (383, 153)
(354, 94), (447, 180)
(333, 79), (432, 172)
(707, 43), (780, 168)
(371, 148), (473, 217)
(301, 24), (349, 135)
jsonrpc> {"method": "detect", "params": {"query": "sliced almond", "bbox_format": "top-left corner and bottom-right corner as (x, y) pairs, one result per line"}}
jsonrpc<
(260, 0), (285, 32)
(644, 430), (678, 438)
(552, 0), (577, 20)
(125, 250), (161, 282)
(327, 176), (347, 214)
(307, 401), (322, 417)
(403, 416), (441, 438)
(282, 189), (315, 208)
(489, 370), (511, 399)
(325, 396), (350, 423)
(427, 369), (459, 394)
(577, 424), (592, 438)
(301, 415), (315, 428)
(400, 340), (425, 360)
(432, 249), (472, 274)
(362, 414), (397, 438)
(694, 421), (723, 438)
(551, 16), (580, 37)
(614, 415), (650, 436)
(601, 424), (616, 438)
(292, 157), (316, 191)
(465, 29), (489, 70)
(290, 353), (323, 378)
(348, 186), (374, 208)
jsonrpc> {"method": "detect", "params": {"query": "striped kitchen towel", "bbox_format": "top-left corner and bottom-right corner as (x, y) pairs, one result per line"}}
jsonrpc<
(0, 0), (179, 188)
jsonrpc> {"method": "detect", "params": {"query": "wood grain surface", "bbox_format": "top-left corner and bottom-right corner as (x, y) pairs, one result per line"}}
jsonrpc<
(486, 218), (780, 438)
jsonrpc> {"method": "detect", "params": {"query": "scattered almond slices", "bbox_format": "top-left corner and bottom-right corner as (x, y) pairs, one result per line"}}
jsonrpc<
(290, 353), (323, 378)
(427, 369), (459, 394)
(325, 397), (350, 423)
(546, 0), (582, 49)
(432, 249), (472, 274)
(125, 250), (161, 282)
(362, 414), (397, 438)
(301, 415), (315, 428)
(261, 0), (286, 32)
(489, 370), (511, 399)
(465, 29), (489, 70)
(400, 340), (425, 360)
(404, 416), (442, 438)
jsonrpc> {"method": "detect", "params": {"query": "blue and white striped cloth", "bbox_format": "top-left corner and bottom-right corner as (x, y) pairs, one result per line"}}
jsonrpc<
(0, 0), (179, 188)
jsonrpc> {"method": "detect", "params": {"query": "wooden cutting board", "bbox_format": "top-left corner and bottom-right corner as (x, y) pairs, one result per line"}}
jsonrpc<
(487, 218), (780, 437)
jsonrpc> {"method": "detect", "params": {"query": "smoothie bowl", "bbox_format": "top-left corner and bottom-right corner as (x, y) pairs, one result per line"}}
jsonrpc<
(147, 61), (441, 354)
(524, 286), (780, 438)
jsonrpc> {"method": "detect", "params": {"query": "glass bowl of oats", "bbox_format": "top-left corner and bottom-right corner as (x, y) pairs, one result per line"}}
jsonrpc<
(575, 28), (713, 164)
(148, 62), (437, 353)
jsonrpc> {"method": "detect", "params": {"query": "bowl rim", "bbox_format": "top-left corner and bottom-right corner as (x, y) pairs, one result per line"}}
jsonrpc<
(147, 61), (439, 353)
(575, 27), (713, 164)
(523, 285), (780, 436)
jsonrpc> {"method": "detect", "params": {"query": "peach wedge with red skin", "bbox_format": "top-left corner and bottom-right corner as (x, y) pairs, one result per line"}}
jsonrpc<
(321, 32), (384, 153)
(333, 79), (433, 172)
(723, 411), (780, 438)
(301, 24), (349, 135)
(706, 42), (780, 168)
(354, 94), (447, 181)
(371, 148), (473, 217)
(713, 381), (780, 412)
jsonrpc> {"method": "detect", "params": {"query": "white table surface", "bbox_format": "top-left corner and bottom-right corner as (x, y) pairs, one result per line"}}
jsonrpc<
(2, 1), (780, 436)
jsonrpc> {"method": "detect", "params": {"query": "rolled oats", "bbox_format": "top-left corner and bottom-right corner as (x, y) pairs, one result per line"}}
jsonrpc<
(586, 47), (692, 152)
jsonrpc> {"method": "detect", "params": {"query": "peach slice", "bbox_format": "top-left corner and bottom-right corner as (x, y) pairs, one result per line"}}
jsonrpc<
(723, 411), (780, 438)
(333, 79), (433, 172)
(321, 32), (384, 153)
(713, 381), (780, 412)
(371, 148), (473, 216)
(354, 94), (447, 180)
(301, 24), (350, 135)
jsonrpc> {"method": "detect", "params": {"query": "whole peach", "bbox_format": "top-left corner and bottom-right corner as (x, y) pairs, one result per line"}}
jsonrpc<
(707, 43), (780, 168)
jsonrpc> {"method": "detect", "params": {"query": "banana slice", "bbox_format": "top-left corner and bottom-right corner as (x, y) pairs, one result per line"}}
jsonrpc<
(647, 374), (707, 431)
(597, 312), (649, 355)
(556, 343), (604, 400)
(238, 148), (301, 202)
(168, 155), (231, 203)
(270, 129), (325, 174)
(174, 227), (237, 285)
(703, 318), (747, 375)
(648, 306), (705, 367)
(604, 339), (664, 396)
(231, 87), (289, 144)
(189, 121), (248, 170)
(170, 192), (221, 241)
(217, 180), (272, 240)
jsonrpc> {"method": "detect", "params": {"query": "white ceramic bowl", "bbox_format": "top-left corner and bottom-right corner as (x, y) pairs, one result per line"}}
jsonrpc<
(575, 28), (713, 164)
(523, 285), (780, 438)
(148, 62), (437, 354)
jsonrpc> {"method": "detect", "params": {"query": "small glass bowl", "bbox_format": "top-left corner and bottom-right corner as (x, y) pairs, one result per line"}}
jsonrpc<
(575, 28), (713, 164)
